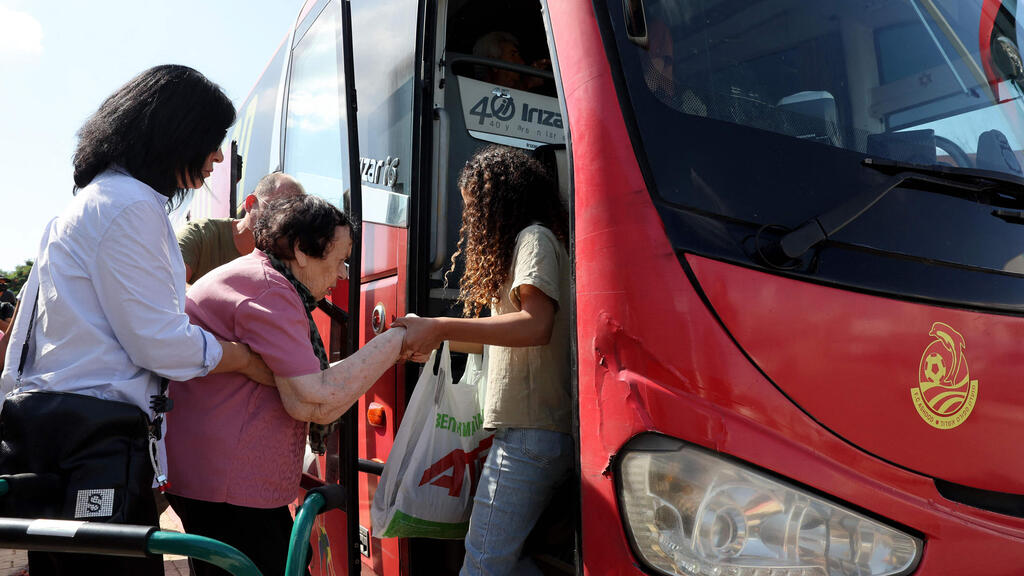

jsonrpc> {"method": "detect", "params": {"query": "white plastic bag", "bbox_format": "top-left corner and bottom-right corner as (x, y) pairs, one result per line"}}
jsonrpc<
(371, 342), (491, 539)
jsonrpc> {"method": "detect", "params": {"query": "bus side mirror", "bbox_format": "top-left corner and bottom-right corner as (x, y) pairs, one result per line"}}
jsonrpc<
(992, 36), (1023, 81)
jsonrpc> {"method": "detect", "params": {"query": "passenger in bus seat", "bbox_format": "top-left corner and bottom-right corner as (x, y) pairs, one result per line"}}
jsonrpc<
(394, 145), (571, 576)
(177, 172), (305, 284)
(165, 194), (407, 576)
(0, 64), (274, 576)
(642, 18), (708, 117)
(472, 30), (550, 91)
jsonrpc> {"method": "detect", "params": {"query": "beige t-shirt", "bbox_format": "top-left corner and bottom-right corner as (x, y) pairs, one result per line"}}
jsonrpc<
(483, 224), (572, 434)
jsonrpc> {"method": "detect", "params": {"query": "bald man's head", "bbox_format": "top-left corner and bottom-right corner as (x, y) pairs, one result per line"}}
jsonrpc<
(243, 173), (306, 228)
(254, 173), (305, 203)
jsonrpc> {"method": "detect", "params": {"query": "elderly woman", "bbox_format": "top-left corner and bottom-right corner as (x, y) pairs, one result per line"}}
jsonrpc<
(165, 194), (405, 576)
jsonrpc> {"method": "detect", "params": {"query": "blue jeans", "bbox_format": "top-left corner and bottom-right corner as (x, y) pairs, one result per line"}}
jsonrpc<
(461, 427), (574, 576)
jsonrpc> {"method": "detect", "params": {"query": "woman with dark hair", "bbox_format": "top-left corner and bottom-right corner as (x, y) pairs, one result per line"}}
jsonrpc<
(165, 194), (407, 576)
(394, 145), (571, 575)
(0, 65), (272, 576)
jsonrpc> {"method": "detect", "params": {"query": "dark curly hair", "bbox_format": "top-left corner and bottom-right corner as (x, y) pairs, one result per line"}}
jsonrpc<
(254, 195), (358, 259)
(73, 65), (235, 209)
(447, 145), (568, 318)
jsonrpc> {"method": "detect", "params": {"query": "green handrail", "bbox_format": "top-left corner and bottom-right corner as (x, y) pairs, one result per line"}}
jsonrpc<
(0, 479), (8, 497)
(284, 492), (326, 576)
(148, 530), (262, 576)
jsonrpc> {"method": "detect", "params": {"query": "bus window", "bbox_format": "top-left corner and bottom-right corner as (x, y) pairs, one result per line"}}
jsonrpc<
(233, 41), (288, 205)
(284, 1), (350, 209)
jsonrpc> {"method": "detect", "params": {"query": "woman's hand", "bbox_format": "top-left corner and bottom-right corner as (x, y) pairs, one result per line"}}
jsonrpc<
(391, 314), (443, 361)
(214, 341), (276, 386)
(243, 349), (275, 387)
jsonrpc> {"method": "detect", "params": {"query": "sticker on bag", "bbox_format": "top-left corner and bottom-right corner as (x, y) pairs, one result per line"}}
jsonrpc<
(74, 488), (115, 518)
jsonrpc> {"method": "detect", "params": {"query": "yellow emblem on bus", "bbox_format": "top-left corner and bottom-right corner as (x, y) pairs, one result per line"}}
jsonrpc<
(911, 322), (979, 430)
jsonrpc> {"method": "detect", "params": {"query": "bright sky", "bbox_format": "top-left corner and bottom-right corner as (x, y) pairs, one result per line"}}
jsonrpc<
(0, 0), (303, 272)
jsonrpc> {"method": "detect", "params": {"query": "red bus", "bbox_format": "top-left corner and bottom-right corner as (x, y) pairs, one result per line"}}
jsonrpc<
(191, 0), (1024, 573)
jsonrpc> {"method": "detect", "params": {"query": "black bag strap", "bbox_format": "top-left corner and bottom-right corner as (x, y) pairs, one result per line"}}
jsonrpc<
(17, 288), (39, 380)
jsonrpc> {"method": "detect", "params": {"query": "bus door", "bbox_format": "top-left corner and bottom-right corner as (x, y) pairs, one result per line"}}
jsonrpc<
(342, 0), (422, 574)
(280, 1), (371, 574)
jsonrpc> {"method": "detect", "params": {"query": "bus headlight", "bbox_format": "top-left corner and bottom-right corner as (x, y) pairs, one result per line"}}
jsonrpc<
(617, 436), (921, 576)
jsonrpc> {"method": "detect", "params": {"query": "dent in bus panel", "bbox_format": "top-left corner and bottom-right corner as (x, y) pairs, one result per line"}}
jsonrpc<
(284, 0), (349, 209)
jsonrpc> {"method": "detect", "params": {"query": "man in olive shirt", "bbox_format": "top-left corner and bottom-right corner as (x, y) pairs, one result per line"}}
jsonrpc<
(178, 173), (305, 283)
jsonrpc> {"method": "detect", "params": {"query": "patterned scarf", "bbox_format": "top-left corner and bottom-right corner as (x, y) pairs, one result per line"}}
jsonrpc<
(265, 250), (335, 455)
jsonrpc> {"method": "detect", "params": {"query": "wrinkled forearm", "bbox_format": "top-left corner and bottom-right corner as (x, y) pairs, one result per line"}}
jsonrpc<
(277, 379), (333, 423)
(275, 327), (405, 423)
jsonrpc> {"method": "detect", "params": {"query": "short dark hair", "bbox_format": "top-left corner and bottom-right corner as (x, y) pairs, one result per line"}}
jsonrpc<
(254, 195), (357, 260)
(73, 65), (235, 208)
(0, 302), (14, 321)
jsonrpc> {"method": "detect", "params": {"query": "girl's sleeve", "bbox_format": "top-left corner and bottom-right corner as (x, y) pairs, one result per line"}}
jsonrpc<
(508, 226), (562, 310)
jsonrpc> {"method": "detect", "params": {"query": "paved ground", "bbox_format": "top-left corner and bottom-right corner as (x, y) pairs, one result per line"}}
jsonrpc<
(0, 506), (191, 575)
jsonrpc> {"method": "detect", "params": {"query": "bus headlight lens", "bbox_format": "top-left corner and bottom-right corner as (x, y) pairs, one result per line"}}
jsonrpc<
(618, 437), (921, 576)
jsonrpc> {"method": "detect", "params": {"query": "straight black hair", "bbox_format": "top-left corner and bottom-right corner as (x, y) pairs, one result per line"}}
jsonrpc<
(72, 65), (235, 209)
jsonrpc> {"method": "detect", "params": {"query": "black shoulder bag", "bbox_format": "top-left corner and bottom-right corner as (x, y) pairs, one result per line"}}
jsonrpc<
(0, 288), (165, 524)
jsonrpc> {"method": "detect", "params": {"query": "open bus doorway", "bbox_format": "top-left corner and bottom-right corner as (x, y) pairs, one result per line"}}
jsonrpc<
(406, 0), (576, 574)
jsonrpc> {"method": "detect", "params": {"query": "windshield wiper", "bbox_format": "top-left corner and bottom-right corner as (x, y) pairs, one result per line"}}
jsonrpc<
(774, 157), (1024, 261)
(862, 157), (1024, 192)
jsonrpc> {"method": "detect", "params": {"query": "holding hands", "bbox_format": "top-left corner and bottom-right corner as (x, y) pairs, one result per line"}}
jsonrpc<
(392, 314), (442, 362)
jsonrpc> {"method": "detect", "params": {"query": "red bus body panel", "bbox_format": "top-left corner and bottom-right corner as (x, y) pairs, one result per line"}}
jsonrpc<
(690, 256), (1024, 495)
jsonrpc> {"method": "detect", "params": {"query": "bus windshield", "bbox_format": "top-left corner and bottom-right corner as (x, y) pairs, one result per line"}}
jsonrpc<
(607, 0), (1024, 306)
(625, 0), (1024, 174)
(611, 0), (1024, 199)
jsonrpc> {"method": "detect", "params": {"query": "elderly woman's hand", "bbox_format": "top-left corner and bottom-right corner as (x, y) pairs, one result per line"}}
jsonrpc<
(391, 314), (443, 362)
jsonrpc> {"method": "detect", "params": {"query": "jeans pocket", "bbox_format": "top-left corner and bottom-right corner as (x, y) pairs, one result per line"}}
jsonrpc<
(513, 428), (566, 466)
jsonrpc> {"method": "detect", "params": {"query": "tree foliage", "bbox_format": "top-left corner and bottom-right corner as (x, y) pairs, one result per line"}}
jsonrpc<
(1, 260), (33, 296)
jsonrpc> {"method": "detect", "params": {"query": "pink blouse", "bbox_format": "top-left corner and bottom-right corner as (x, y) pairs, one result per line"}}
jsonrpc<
(166, 251), (321, 508)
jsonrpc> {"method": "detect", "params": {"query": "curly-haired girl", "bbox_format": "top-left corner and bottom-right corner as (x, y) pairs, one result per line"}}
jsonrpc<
(394, 144), (571, 575)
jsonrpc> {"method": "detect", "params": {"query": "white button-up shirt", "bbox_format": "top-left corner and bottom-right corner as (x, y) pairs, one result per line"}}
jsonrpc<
(0, 169), (222, 413)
